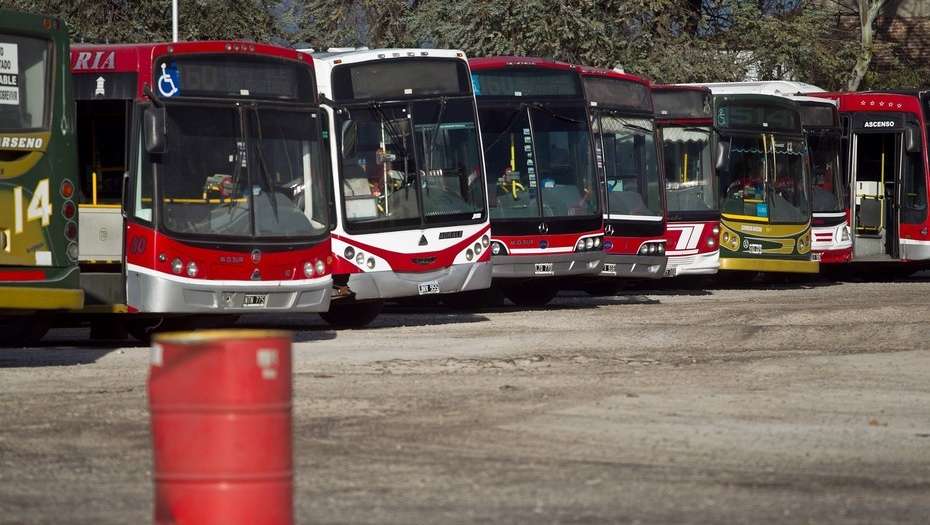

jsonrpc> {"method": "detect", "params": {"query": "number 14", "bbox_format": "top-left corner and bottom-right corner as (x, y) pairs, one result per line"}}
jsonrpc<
(12, 179), (52, 233)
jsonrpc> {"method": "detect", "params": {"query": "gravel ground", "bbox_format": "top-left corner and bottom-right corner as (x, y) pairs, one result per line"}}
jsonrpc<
(2, 276), (930, 524)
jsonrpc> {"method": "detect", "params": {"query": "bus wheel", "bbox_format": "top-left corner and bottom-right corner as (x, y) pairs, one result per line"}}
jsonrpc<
(502, 284), (559, 307)
(582, 281), (625, 297)
(443, 287), (505, 310)
(320, 301), (384, 328)
(0, 318), (49, 347)
(127, 318), (166, 346)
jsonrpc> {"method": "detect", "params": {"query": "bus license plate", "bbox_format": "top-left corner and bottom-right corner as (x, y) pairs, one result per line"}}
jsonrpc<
(418, 282), (440, 295)
(243, 294), (268, 307)
(602, 263), (617, 275)
(535, 263), (554, 275)
(812, 252), (822, 262)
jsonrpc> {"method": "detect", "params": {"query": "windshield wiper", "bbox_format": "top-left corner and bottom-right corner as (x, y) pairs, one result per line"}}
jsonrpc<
(529, 102), (583, 124)
(369, 102), (409, 161)
(251, 107), (279, 221)
(621, 121), (654, 135)
(425, 97), (448, 173)
(481, 103), (529, 153)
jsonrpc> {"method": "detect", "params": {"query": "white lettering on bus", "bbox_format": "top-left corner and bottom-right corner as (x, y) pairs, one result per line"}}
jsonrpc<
(73, 51), (116, 71)
(0, 136), (44, 149)
(863, 121), (896, 128)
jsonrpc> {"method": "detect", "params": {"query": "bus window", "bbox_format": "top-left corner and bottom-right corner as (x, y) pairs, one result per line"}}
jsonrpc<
(901, 145), (927, 224)
(0, 35), (48, 131)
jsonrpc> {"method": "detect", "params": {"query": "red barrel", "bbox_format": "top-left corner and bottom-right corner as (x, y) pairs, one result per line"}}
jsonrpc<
(149, 330), (293, 525)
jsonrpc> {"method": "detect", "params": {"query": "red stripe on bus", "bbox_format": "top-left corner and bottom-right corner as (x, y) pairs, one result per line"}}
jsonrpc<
(0, 270), (46, 281)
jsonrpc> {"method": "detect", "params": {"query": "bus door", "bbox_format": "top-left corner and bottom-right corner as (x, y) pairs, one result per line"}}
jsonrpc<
(73, 72), (135, 304)
(848, 113), (923, 260)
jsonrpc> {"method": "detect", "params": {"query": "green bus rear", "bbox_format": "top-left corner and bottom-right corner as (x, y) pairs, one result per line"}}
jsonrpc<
(0, 10), (82, 343)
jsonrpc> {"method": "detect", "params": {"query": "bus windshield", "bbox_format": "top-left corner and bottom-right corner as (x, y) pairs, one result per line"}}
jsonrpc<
(720, 134), (811, 224)
(337, 98), (486, 231)
(661, 126), (717, 214)
(594, 114), (662, 219)
(807, 130), (845, 213)
(479, 103), (597, 220)
(159, 105), (329, 240)
(0, 34), (49, 130)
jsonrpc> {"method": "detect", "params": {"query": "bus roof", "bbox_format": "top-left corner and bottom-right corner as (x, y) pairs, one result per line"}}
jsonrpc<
(692, 81), (825, 96)
(0, 8), (69, 39)
(808, 91), (923, 115)
(305, 47), (465, 66)
(468, 56), (577, 72)
(71, 41), (311, 76)
(577, 66), (651, 87)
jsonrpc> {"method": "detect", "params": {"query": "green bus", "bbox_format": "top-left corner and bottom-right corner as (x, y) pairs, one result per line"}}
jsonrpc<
(0, 9), (82, 345)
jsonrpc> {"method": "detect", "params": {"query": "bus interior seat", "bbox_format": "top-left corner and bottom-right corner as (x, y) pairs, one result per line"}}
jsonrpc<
(858, 198), (883, 231)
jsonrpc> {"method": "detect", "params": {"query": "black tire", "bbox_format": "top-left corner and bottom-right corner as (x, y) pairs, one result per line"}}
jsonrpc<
(582, 281), (625, 297)
(442, 287), (504, 310)
(0, 317), (49, 347)
(320, 301), (384, 328)
(127, 318), (166, 345)
(501, 283), (559, 307)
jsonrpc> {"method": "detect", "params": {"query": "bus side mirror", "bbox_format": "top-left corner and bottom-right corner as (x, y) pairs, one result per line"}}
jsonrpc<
(144, 107), (167, 154)
(715, 141), (730, 171)
(121, 172), (130, 219)
(906, 126), (921, 154)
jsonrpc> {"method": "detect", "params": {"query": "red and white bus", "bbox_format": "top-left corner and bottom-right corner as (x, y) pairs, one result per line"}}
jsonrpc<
(652, 85), (720, 276)
(307, 48), (492, 324)
(811, 90), (930, 269)
(579, 67), (667, 282)
(469, 57), (603, 305)
(71, 41), (332, 339)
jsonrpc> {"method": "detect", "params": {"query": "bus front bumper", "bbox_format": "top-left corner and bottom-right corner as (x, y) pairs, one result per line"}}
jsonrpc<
(491, 252), (602, 279)
(347, 261), (492, 301)
(0, 286), (84, 311)
(719, 257), (820, 274)
(126, 265), (332, 313)
(599, 253), (667, 279)
(665, 250), (720, 277)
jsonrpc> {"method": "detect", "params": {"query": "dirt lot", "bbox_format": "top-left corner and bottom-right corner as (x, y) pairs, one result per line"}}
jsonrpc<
(2, 276), (930, 524)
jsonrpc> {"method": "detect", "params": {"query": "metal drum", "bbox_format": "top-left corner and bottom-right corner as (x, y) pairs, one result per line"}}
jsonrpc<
(149, 330), (293, 525)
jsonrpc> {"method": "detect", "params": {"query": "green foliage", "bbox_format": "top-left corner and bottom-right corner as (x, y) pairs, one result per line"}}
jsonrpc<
(0, 0), (285, 43)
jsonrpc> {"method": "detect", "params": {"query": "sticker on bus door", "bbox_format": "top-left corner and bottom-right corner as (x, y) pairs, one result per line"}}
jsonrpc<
(0, 43), (20, 105)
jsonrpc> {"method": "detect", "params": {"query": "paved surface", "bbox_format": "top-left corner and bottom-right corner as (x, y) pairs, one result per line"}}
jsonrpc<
(2, 276), (930, 524)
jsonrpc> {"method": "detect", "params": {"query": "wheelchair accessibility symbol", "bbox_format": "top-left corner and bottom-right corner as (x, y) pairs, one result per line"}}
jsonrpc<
(157, 63), (179, 97)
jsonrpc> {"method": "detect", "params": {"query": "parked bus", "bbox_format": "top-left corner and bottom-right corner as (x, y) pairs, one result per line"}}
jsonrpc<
(306, 48), (492, 325)
(705, 89), (818, 274)
(579, 67), (667, 283)
(699, 82), (851, 265)
(811, 91), (930, 269)
(653, 85), (720, 276)
(0, 10), (82, 345)
(469, 57), (603, 305)
(70, 41), (332, 340)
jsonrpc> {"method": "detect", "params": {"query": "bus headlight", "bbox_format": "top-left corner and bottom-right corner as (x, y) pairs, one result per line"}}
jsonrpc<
(315, 259), (326, 276)
(355, 252), (365, 265)
(585, 238), (594, 250)
(657, 243), (665, 255)
(576, 240), (585, 251)
(594, 236), (602, 248)
(639, 244), (649, 255)
(840, 226), (850, 242)
(171, 258), (183, 274)
(481, 235), (490, 248)
(491, 242), (502, 255)
(366, 257), (376, 269)
(466, 248), (474, 261)
(186, 261), (199, 278)
(304, 261), (315, 278)
(712, 225), (721, 236)
(344, 246), (355, 260)
(474, 242), (482, 255)
(67, 242), (78, 262)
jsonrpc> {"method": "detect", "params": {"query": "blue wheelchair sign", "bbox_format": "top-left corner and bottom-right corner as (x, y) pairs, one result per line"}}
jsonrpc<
(157, 62), (180, 97)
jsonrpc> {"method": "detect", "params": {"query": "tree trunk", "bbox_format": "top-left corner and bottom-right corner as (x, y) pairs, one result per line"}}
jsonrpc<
(847, 0), (886, 91)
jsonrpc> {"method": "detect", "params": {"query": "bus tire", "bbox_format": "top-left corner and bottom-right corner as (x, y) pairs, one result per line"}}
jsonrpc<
(320, 301), (384, 328)
(502, 283), (559, 307)
(442, 287), (504, 310)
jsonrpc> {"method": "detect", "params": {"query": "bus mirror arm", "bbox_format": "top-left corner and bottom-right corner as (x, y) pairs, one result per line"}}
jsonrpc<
(120, 172), (130, 219)
(715, 141), (730, 171)
(143, 106), (167, 155)
(906, 126), (921, 154)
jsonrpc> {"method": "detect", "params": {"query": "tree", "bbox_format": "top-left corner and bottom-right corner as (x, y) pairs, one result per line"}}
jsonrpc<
(847, 0), (887, 90)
